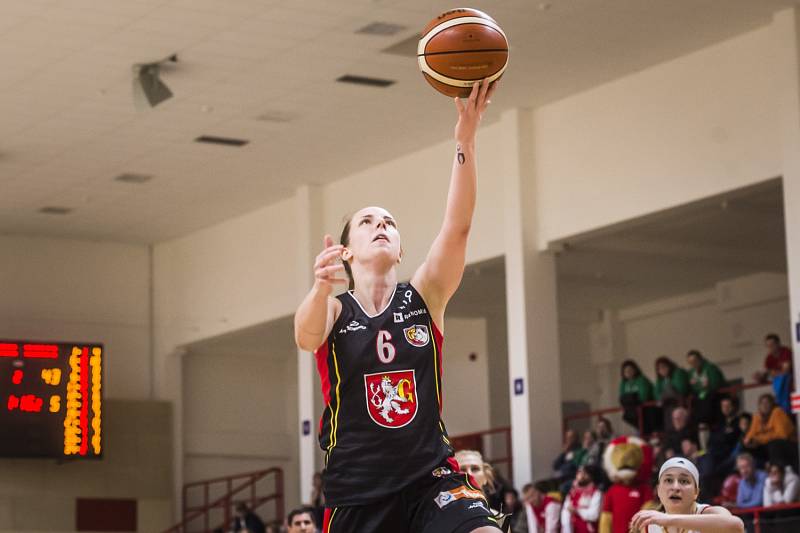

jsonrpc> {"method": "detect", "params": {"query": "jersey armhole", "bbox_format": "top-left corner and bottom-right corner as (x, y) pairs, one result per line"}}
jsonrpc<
(408, 280), (445, 333)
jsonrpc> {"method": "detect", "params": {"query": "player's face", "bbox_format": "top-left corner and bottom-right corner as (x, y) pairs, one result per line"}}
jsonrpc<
(657, 468), (697, 513)
(344, 207), (401, 270)
(288, 512), (315, 533)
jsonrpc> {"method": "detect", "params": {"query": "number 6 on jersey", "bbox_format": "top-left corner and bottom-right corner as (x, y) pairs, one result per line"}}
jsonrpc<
(376, 330), (395, 363)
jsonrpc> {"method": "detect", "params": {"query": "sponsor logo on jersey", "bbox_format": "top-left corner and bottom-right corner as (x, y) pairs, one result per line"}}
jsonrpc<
(433, 486), (485, 508)
(468, 501), (487, 511)
(393, 312), (404, 323)
(404, 308), (427, 320)
(432, 467), (452, 478)
(338, 320), (367, 334)
(364, 370), (417, 428)
(403, 324), (430, 347)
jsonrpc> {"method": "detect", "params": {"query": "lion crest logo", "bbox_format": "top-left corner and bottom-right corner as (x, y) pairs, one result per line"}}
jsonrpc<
(364, 370), (417, 428)
(403, 324), (430, 347)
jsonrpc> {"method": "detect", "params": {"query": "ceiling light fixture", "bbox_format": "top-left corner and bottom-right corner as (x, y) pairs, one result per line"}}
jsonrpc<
(39, 206), (73, 215)
(133, 54), (178, 110)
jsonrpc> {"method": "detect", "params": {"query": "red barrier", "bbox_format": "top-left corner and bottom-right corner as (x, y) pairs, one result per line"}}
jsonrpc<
(563, 382), (772, 437)
(162, 467), (284, 533)
(450, 426), (513, 484)
(731, 501), (800, 533)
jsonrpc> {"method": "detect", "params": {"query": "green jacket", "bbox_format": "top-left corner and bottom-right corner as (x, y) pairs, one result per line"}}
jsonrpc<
(688, 360), (725, 399)
(619, 375), (654, 403)
(654, 368), (690, 400)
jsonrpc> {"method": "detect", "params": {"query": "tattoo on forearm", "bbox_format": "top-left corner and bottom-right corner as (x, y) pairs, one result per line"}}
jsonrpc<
(456, 144), (465, 165)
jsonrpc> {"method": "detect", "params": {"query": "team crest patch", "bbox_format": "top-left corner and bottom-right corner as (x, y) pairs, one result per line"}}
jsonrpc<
(403, 324), (430, 347)
(432, 467), (452, 478)
(364, 370), (417, 428)
(433, 486), (485, 509)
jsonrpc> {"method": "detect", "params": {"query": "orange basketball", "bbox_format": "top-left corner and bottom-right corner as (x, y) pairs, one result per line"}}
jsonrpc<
(417, 8), (508, 98)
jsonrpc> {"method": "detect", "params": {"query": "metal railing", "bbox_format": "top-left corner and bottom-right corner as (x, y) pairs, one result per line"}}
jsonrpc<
(450, 426), (513, 483)
(731, 501), (800, 533)
(563, 382), (772, 437)
(162, 467), (284, 533)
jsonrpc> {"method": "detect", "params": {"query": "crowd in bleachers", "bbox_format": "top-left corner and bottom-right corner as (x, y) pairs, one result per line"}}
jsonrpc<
(237, 333), (797, 532)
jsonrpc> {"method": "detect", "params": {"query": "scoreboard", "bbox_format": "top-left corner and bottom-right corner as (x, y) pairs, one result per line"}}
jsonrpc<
(0, 340), (103, 458)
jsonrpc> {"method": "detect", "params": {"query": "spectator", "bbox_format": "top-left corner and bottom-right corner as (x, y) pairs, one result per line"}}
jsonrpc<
(743, 393), (797, 468)
(719, 473), (741, 508)
(502, 488), (526, 533)
(310, 472), (325, 528)
(233, 503), (266, 533)
(663, 407), (697, 457)
(523, 480), (560, 533)
(706, 397), (745, 498)
(654, 357), (690, 427)
(619, 360), (655, 433)
(577, 430), (598, 467)
(753, 333), (793, 383)
(286, 507), (316, 533)
(553, 429), (582, 487)
(681, 437), (714, 501)
(561, 465), (603, 533)
(455, 449), (505, 511)
(686, 350), (726, 426)
(763, 461), (800, 506)
(736, 453), (767, 509)
(588, 418), (614, 466)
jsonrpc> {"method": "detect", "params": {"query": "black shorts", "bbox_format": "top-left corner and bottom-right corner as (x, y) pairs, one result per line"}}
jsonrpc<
(322, 467), (499, 533)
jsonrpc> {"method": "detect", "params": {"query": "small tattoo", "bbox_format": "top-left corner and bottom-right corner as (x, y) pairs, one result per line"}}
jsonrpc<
(456, 145), (465, 165)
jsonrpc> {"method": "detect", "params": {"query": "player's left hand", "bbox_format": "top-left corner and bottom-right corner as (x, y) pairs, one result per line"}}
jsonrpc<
(630, 510), (672, 531)
(454, 78), (498, 145)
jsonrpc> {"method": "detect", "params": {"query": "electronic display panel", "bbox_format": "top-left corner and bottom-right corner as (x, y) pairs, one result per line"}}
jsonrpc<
(0, 340), (102, 458)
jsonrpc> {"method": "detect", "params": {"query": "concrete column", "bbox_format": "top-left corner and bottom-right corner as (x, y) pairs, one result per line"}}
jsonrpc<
(295, 185), (324, 504)
(502, 108), (563, 485)
(774, 8), (800, 438)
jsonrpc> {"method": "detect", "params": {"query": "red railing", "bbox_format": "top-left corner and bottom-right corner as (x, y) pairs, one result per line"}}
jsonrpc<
(162, 468), (284, 533)
(450, 426), (513, 484)
(563, 382), (773, 436)
(731, 502), (800, 533)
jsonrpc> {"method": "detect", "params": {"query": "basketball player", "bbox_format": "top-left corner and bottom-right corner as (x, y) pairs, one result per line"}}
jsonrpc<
(629, 458), (744, 533)
(295, 78), (500, 533)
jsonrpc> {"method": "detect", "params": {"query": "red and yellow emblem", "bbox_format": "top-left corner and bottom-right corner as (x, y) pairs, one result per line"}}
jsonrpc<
(364, 370), (418, 428)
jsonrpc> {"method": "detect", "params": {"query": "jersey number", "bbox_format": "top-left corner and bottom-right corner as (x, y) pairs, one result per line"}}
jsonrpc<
(376, 330), (396, 363)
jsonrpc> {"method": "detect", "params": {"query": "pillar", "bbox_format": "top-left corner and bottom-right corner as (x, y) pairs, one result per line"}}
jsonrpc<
(502, 108), (564, 485)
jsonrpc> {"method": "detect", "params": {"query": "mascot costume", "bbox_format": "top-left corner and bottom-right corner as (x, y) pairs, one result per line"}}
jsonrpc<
(598, 436), (653, 533)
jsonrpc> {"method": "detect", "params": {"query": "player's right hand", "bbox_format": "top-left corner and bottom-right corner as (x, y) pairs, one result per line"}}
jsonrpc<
(314, 235), (347, 294)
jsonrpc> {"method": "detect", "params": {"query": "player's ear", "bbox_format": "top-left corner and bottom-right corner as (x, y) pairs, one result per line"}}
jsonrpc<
(398, 246), (403, 264)
(342, 247), (353, 261)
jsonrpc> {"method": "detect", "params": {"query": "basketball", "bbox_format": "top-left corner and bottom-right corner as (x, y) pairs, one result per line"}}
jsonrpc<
(417, 8), (509, 98)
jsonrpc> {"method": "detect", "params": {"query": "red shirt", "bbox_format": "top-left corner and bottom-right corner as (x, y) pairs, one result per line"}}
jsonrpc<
(764, 346), (792, 373)
(602, 484), (652, 533)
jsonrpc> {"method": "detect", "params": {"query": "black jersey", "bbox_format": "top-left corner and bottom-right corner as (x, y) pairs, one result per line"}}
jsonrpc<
(314, 282), (453, 506)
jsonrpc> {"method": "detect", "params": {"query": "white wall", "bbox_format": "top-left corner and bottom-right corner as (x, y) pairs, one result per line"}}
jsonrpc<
(535, 25), (781, 248)
(0, 400), (172, 533)
(0, 236), (151, 400)
(182, 348), (300, 514)
(441, 318), (491, 436)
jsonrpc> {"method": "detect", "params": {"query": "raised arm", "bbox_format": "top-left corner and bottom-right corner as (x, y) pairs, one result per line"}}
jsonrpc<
(294, 235), (345, 352)
(411, 78), (497, 324)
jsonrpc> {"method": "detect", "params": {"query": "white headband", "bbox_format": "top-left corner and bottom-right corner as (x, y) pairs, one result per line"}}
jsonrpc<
(659, 457), (700, 487)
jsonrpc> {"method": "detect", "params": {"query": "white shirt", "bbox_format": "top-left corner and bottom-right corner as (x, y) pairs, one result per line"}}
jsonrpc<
(763, 466), (799, 506)
(527, 500), (561, 533)
(646, 504), (708, 533)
